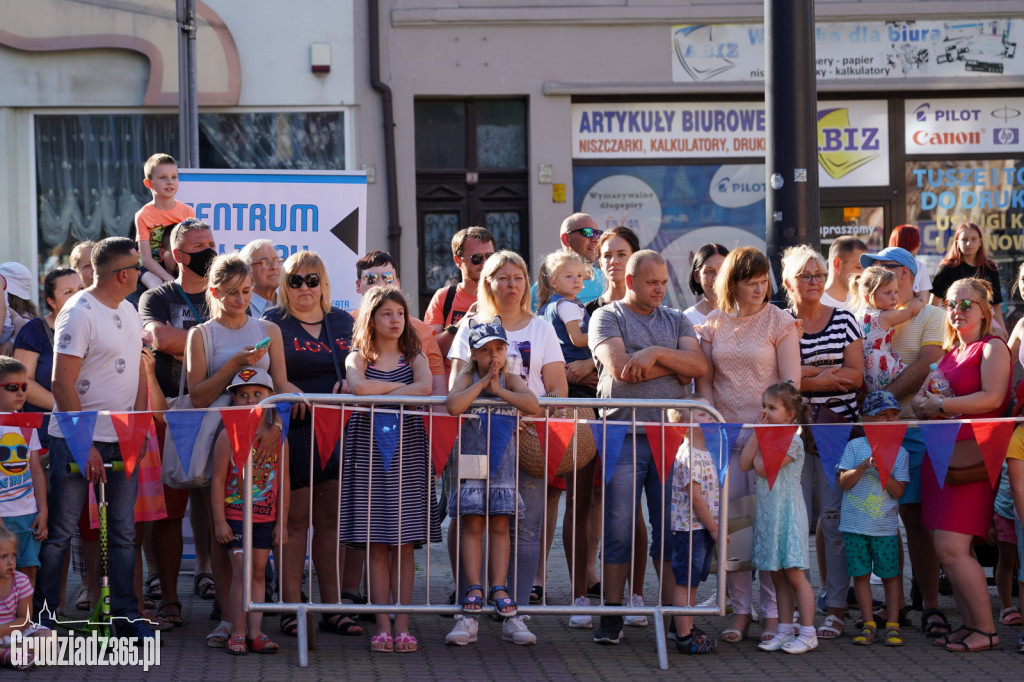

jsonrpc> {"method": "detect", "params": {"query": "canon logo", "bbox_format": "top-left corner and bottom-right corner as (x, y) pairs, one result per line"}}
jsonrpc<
(911, 130), (981, 146)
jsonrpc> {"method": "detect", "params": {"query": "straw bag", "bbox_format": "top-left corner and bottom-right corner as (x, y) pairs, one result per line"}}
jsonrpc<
(517, 405), (597, 479)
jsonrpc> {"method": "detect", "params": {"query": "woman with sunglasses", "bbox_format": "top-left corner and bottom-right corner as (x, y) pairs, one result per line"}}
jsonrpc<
(262, 250), (362, 638)
(780, 245), (864, 640)
(912, 278), (1011, 653)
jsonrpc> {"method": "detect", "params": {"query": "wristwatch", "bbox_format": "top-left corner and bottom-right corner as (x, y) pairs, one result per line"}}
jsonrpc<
(445, 324), (458, 335)
(938, 398), (945, 415)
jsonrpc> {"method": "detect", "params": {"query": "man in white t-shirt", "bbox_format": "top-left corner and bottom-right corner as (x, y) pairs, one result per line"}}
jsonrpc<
(821, 236), (868, 309)
(35, 236), (154, 639)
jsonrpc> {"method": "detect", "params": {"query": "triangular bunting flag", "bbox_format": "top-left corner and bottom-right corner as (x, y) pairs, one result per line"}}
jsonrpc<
(164, 410), (210, 476)
(423, 412), (460, 474)
(313, 406), (342, 472)
(971, 419), (1016, 487)
(221, 407), (264, 470)
(0, 412), (45, 447)
(699, 423), (744, 485)
(487, 413), (517, 474)
(373, 411), (401, 472)
(643, 424), (687, 483)
(53, 411), (99, 477)
(538, 418), (578, 482)
(809, 423), (853, 489)
(862, 423), (908, 488)
(109, 412), (153, 477)
(589, 421), (629, 484)
(274, 404), (292, 444)
(754, 424), (798, 490)
(919, 421), (962, 489)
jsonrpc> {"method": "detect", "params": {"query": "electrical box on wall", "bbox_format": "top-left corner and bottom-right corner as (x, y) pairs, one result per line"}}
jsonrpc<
(311, 43), (331, 73)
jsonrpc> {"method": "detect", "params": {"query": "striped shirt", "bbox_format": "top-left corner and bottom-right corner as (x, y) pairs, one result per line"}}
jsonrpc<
(789, 307), (862, 419)
(0, 571), (32, 625)
(838, 438), (909, 536)
(890, 304), (945, 419)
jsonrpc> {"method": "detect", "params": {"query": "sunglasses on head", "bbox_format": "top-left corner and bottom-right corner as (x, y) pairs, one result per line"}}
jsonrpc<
(467, 252), (493, 266)
(942, 298), (979, 312)
(567, 227), (603, 239)
(361, 272), (396, 286)
(287, 273), (321, 289)
(2, 382), (27, 393)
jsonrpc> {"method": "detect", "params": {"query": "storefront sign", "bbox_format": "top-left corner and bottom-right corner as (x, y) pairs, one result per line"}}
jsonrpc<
(178, 169), (367, 312)
(672, 19), (1024, 83)
(904, 97), (1024, 154)
(572, 100), (889, 186)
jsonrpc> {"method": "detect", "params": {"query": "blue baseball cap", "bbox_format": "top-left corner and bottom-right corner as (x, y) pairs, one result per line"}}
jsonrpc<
(468, 317), (507, 349)
(859, 247), (917, 276)
(862, 390), (900, 417)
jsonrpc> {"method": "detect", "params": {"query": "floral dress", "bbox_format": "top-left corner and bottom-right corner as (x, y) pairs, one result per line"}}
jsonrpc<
(861, 307), (904, 392)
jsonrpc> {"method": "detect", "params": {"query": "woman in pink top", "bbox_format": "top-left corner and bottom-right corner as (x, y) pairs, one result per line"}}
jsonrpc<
(697, 247), (801, 643)
(913, 277), (1010, 653)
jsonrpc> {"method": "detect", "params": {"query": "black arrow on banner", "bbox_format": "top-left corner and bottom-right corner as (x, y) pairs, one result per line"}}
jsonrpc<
(330, 208), (359, 254)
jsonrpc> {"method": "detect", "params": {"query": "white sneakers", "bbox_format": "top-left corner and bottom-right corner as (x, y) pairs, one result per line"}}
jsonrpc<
(624, 594), (648, 627)
(568, 597), (593, 629)
(501, 615), (537, 645)
(445, 615), (479, 645)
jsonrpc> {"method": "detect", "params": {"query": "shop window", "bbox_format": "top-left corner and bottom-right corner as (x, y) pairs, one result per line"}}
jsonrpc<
(34, 111), (346, 258)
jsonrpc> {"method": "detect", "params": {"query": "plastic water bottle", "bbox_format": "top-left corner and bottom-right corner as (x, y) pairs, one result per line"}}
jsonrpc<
(927, 363), (954, 397)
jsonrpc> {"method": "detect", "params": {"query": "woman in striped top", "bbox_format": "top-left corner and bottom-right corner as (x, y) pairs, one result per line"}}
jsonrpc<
(781, 245), (864, 641)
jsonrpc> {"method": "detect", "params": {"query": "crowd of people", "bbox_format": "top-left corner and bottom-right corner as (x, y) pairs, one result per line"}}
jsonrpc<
(1, 152), (1023, 668)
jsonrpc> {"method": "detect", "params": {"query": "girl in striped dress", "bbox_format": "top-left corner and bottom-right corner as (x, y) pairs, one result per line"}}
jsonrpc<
(340, 286), (439, 653)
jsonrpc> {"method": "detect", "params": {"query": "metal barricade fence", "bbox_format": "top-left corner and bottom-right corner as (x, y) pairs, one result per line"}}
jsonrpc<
(241, 394), (730, 670)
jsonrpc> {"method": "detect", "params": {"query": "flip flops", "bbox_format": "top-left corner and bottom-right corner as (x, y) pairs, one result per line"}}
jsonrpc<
(999, 606), (1023, 626)
(370, 632), (394, 653)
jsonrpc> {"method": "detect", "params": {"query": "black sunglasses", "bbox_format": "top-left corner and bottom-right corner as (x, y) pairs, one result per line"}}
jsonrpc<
(111, 260), (143, 274)
(287, 273), (321, 289)
(2, 382), (27, 392)
(567, 227), (603, 239)
(467, 252), (494, 266)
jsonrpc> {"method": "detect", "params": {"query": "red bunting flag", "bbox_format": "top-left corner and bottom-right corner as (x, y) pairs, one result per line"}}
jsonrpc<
(862, 422), (909, 488)
(644, 424), (688, 483)
(754, 424), (799, 490)
(220, 406), (264, 470)
(422, 412), (460, 475)
(313, 406), (348, 471)
(538, 418), (578, 482)
(971, 419), (1016, 487)
(0, 412), (45, 445)
(109, 411), (153, 477)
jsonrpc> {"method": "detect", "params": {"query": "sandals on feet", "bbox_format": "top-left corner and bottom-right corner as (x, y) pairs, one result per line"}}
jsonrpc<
(320, 613), (363, 636)
(488, 585), (518, 618)
(933, 625), (970, 648)
(370, 632), (394, 653)
(280, 615), (299, 637)
(999, 606), (1023, 626)
(394, 632), (418, 653)
(226, 635), (248, 656)
(76, 587), (91, 611)
(144, 574), (162, 600)
(721, 614), (751, 643)
(247, 633), (279, 654)
(157, 600), (184, 628)
(529, 585), (543, 604)
(194, 572), (216, 600)
(945, 629), (1001, 652)
(461, 585), (485, 614)
(922, 608), (951, 638)
(817, 614), (844, 640)
(207, 621), (233, 648)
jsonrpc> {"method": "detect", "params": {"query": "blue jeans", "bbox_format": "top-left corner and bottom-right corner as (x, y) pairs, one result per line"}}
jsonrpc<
(509, 471), (545, 607)
(35, 437), (140, 619)
(602, 435), (671, 565)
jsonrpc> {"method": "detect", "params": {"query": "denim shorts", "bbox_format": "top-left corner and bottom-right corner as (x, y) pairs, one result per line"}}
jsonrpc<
(671, 529), (715, 587)
(3, 512), (41, 568)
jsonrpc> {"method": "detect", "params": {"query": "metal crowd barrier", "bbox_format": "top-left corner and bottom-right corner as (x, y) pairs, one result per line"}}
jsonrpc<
(241, 394), (730, 670)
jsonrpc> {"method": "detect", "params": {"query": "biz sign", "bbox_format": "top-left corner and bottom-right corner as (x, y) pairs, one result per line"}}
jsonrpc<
(905, 98), (1024, 154)
(177, 170), (367, 312)
(572, 100), (889, 187)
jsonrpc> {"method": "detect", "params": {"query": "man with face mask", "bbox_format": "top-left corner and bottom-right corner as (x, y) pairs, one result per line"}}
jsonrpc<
(138, 217), (218, 628)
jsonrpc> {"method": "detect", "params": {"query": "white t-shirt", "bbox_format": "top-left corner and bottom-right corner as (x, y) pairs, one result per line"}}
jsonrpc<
(820, 291), (852, 310)
(556, 298), (585, 324)
(449, 315), (564, 397)
(914, 257), (932, 295)
(48, 290), (143, 442)
(0, 425), (42, 516)
(682, 305), (709, 331)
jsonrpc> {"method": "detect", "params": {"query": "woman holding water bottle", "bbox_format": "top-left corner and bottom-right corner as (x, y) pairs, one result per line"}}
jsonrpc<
(912, 277), (1011, 653)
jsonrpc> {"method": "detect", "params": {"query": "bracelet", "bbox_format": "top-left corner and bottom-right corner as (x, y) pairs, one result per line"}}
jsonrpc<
(938, 398), (945, 415)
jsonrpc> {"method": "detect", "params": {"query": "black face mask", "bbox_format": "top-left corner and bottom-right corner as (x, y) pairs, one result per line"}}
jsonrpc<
(184, 248), (217, 278)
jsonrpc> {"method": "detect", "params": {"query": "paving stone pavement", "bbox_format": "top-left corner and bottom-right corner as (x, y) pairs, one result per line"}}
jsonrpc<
(19, 517), (1024, 680)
